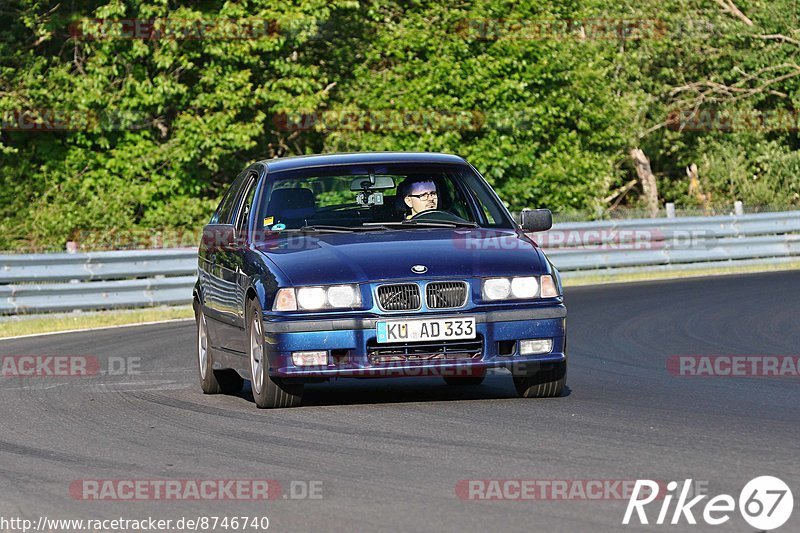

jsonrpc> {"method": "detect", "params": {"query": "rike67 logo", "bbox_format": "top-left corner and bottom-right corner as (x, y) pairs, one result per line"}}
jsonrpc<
(623, 476), (794, 530)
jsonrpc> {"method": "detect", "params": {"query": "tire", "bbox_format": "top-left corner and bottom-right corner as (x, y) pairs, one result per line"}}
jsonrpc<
(513, 361), (567, 398)
(247, 299), (303, 409)
(196, 304), (244, 395)
(196, 304), (220, 394)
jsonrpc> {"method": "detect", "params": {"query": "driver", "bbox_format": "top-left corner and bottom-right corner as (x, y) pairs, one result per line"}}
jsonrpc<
(398, 177), (438, 219)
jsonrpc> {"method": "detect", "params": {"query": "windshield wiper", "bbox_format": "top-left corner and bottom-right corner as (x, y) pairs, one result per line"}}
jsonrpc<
(363, 220), (479, 229)
(288, 224), (387, 233)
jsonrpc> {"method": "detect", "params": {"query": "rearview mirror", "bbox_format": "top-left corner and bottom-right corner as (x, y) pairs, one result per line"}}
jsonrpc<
(520, 209), (553, 232)
(350, 175), (396, 191)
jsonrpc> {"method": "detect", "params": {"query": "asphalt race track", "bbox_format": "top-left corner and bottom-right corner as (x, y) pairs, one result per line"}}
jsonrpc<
(1, 271), (798, 532)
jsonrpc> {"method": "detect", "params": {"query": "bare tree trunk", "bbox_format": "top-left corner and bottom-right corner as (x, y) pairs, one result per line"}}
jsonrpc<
(630, 147), (659, 217)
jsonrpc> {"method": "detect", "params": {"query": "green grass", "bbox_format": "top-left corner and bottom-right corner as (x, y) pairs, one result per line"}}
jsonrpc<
(0, 306), (194, 339)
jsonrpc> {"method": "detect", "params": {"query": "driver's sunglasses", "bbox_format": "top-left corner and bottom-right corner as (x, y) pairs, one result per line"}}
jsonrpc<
(407, 191), (438, 200)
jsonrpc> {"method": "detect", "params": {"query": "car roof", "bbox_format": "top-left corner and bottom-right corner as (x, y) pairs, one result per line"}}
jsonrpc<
(258, 152), (468, 173)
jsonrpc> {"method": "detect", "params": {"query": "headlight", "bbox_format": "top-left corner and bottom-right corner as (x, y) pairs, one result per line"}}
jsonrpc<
(482, 278), (511, 300)
(511, 277), (538, 298)
(482, 275), (559, 301)
(273, 285), (361, 311)
(327, 285), (358, 308)
(297, 287), (327, 310)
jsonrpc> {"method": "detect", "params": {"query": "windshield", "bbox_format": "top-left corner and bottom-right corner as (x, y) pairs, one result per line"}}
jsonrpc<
(254, 163), (514, 231)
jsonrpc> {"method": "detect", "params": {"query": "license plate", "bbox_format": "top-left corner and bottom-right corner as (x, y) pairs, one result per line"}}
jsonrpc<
(376, 317), (476, 344)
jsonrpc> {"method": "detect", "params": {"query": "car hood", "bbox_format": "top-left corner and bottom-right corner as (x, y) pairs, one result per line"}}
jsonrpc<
(253, 228), (546, 285)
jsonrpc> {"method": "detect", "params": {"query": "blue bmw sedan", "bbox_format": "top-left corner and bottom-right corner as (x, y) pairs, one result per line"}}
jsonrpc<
(194, 152), (566, 408)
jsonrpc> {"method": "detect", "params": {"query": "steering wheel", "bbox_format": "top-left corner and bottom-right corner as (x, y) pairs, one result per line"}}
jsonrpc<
(409, 209), (471, 224)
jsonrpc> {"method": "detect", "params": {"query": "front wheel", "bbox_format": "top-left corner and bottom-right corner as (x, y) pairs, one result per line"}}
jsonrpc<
(513, 361), (566, 398)
(248, 299), (303, 409)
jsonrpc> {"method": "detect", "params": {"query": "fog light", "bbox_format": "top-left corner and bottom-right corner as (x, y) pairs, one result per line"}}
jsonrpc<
(519, 339), (553, 355)
(292, 351), (328, 366)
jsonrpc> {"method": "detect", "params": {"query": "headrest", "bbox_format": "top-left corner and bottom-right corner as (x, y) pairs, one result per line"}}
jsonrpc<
(267, 188), (315, 213)
(265, 188), (316, 226)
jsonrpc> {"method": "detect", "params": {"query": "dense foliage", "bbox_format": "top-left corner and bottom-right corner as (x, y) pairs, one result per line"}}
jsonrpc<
(1, 0), (799, 250)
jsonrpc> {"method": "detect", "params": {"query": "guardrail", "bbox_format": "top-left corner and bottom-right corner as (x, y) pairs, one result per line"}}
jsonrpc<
(0, 250), (198, 314)
(2, 210), (799, 314)
(536, 211), (800, 277)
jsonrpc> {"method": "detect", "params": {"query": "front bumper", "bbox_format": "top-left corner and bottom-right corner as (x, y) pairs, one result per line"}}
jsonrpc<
(262, 306), (566, 378)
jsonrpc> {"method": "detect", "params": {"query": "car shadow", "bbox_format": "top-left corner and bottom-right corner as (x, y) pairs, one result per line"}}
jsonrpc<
(237, 378), (571, 407)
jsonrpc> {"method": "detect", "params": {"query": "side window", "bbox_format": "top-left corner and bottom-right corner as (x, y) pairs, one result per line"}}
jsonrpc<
(234, 173), (258, 233)
(479, 203), (498, 224)
(209, 188), (230, 224)
(214, 171), (248, 224)
(459, 169), (510, 227)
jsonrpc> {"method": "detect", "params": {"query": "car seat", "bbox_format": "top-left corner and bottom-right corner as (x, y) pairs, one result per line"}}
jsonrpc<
(266, 188), (316, 228)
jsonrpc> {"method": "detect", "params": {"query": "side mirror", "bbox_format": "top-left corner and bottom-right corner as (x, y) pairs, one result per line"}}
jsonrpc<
(520, 209), (553, 232)
(202, 224), (237, 252)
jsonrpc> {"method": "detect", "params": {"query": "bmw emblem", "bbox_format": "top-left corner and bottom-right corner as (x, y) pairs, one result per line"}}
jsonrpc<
(411, 265), (428, 274)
